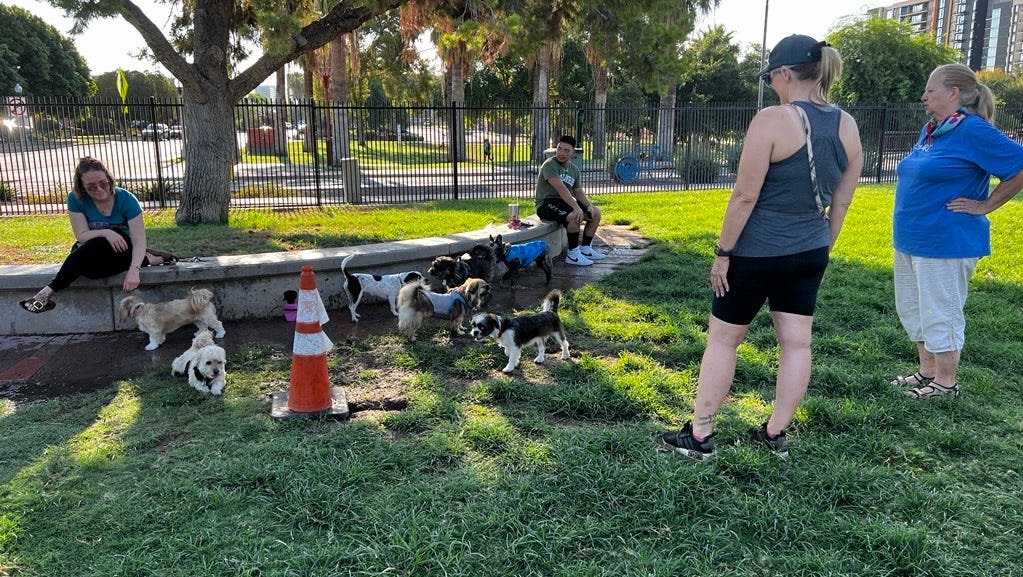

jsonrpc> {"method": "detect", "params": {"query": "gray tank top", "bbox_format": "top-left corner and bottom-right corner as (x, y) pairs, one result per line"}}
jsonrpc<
(733, 101), (848, 257)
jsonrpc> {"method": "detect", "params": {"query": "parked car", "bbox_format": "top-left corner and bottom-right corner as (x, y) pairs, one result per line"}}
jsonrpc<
(141, 123), (170, 140)
(168, 125), (183, 139)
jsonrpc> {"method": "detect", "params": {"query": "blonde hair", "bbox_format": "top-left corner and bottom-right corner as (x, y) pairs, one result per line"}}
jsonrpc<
(71, 156), (117, 201)
(934, 63), (995, 122)
(790, 45), (842, 104)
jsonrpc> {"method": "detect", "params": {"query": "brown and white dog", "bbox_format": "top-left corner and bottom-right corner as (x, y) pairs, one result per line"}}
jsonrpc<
(396, 278), (491, 341)
(119, 288), (225, 351)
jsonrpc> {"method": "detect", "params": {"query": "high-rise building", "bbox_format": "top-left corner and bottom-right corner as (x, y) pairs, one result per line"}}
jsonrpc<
(874, 0), (1023, 72)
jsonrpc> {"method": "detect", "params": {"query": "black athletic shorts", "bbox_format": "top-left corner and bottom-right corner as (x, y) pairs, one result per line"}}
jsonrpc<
(712, 246), (830, 325)
(536, 198), (593, 225)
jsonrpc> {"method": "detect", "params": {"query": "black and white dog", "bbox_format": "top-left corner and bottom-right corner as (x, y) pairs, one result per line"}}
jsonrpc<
(470, 289), (569, 373)
(340, 254), (425, 322)
(488, 234), (553, 286)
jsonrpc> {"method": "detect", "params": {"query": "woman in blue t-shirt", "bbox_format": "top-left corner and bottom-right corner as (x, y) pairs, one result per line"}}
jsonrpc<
(891, 64), (1023, 399)
(18, 157), (170, 313)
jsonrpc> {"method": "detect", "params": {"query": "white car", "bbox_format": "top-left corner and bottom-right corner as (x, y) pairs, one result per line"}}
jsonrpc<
(141, 123), (170, 140)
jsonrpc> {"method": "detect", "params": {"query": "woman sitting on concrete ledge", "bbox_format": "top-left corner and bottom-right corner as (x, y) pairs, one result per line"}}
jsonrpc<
(19, 156), (173, 314)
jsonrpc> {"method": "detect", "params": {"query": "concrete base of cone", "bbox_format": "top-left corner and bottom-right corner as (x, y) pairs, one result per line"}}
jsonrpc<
(270, 387), (350, 420)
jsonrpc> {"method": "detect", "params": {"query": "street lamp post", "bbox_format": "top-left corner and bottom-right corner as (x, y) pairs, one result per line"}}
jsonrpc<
(12, 82), (30, 190)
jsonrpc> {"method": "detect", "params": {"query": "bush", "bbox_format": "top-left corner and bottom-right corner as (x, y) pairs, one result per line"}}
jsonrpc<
(675, 143), (722, 184)
(0, 180), (15, 202)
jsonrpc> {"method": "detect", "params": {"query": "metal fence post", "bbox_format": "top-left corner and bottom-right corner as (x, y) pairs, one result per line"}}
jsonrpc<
(876, 104), (889, 184)
(449, 100), (459, 200)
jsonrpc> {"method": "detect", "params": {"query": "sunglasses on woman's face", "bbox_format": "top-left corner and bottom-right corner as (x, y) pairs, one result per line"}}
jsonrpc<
(760, 67), (784, 87)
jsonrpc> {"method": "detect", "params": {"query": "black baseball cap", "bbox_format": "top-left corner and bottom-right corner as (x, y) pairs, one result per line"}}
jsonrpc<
(755, 34), (824, 78)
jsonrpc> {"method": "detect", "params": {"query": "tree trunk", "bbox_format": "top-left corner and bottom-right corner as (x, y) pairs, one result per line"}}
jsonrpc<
(531, 39), (553, 164)
(328, 36), (351, 162)
(274, 67), (290, 162)
(592, 61), (608, 161)
(176, 90), (234, 225)
(656, 82), (677, 161)
(446, 43), (467, 162)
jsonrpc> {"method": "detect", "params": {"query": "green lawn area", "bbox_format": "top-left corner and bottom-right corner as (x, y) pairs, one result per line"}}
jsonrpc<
(3, 185), (1023, 575)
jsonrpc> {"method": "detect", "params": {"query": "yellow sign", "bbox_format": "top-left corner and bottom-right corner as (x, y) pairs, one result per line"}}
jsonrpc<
(116, 69), (129, 113)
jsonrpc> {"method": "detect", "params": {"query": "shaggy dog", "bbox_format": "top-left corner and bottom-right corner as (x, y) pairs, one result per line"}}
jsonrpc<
(396, 278), (491, 341)
(428, 243), (499, 290)
(470, 289), (569, 373)
(428, 255), (472, 290)
(340, 253), (425, 322)
(171, 330), (227, 395)
(119, 288), (225, 351)
(464, 243), (499, 285)
(488, 234), (553, 286)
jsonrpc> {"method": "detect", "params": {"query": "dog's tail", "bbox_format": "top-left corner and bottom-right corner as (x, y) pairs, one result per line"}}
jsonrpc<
(187, 287), (215, 312)
(397, 279), (433, 336)
(340, 253), (355, 298)
(542, 289), (562, 314)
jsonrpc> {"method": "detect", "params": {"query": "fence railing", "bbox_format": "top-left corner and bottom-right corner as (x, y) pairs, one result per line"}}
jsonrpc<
(3, 98), (1022, 215)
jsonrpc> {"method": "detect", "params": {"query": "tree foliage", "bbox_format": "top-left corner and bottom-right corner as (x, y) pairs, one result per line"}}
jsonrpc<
(92, 69), (178, 101)
(828, 17), (958, 105)
(678, 26), (756, 103)
(0, 4), (94, 97)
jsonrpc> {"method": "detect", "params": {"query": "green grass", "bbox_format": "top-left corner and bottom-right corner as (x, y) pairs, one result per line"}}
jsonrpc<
(3, 185), (1023, 575)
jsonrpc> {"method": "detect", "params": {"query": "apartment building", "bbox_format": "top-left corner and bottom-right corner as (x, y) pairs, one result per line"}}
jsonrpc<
(872, 0), (1023, 72)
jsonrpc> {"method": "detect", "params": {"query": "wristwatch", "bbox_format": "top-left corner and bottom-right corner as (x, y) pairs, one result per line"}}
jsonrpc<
(714, 243), (733, 257)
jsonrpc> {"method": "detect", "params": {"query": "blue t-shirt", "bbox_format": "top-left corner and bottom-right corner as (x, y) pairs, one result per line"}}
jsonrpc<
(894, 114), (1023, 258)
(67, 188), (143, 238)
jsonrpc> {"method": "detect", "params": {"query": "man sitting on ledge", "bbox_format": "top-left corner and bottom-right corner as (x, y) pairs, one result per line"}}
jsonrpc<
(535, 135), (606, 266)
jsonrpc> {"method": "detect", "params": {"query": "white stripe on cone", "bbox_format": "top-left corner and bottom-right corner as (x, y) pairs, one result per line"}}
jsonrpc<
(292, 286), (334, 355)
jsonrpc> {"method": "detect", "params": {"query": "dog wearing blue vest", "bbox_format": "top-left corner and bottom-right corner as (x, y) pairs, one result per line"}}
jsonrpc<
(488, 234), (553, 286)
(396, 277), (491, 341)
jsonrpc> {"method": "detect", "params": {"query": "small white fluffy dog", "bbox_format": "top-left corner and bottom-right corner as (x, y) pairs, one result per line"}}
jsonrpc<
(119, 287), (226, 350)
(340, 253), (425, 322)
(470, 289), (570, 373)
(171, 331), (227, 395)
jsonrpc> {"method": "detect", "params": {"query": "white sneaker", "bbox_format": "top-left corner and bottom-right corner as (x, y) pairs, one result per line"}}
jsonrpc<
(580, 247), (606, 260)
(565, 250), (593, 266)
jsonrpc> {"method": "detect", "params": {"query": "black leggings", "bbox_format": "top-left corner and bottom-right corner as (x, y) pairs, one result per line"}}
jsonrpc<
(48, 236), (142, 293)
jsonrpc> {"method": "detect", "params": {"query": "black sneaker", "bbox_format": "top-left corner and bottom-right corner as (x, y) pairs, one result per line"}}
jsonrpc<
(749, 422), (789, 458)
(660, 422), (715, 460)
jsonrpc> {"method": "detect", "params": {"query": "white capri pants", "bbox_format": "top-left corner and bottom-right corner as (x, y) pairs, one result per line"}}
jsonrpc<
(893, 251), (977, 353)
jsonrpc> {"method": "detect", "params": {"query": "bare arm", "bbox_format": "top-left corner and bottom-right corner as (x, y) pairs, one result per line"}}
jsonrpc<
(122, 215), (148, 292)
(946, 169), (1023, 215)
(827, 111), (864, 248)
(545, 175), (586, 224)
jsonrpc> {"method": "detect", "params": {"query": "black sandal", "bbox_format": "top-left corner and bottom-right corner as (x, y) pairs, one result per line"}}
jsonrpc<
(903, 381), (960, 399)
(19, 298), (56, 313)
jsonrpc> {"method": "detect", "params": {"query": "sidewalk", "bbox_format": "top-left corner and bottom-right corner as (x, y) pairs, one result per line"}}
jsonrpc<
(0, 226), (649, 405)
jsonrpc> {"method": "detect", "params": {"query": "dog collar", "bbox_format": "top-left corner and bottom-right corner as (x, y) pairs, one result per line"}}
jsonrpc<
(498, 318), (510, 337)
(192, 364), (214, 387)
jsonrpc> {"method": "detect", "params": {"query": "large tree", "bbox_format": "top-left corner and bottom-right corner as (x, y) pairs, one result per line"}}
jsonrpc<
(827, 16), (957, 105)
(47, 0), (404, 225)
(0, 4), (94, 97)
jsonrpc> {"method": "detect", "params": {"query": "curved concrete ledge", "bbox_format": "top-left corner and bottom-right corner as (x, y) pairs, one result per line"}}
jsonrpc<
(1, 216), (565, 336)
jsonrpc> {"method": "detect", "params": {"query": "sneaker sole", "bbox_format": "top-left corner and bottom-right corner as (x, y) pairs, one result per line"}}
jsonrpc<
(658, 442), (714, 461)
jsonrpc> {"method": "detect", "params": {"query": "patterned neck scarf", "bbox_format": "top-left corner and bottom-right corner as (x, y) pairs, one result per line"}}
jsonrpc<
(924, 108), (969, 145)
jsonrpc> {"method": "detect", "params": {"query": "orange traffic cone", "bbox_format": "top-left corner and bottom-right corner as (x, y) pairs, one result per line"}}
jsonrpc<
(271, 265), (349, 420)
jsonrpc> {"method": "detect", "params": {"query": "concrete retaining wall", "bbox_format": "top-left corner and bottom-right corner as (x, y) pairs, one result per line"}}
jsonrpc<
(1, 218), (564, 336)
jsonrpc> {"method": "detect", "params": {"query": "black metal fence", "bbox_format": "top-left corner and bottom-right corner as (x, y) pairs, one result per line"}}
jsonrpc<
(3, 97), (1023, 215)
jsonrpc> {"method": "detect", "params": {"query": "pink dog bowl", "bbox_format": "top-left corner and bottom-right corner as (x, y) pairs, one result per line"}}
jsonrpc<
(283, 302), (298, 322)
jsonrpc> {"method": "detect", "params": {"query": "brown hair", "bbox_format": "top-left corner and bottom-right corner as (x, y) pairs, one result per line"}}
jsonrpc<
(933, 63), (996, 122)
(789, 45), (843, 104)
(71, 156), (117, 201)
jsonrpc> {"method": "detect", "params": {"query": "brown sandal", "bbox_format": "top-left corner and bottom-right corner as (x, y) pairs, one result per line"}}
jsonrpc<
(903, 381), (959, 399)
(890, 372), (933, 388)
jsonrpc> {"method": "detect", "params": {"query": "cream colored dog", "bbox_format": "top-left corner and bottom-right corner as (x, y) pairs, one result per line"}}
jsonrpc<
(171, 331), (227, 395)
(119, 288), (226, 350)
(396, 278), (491, 341)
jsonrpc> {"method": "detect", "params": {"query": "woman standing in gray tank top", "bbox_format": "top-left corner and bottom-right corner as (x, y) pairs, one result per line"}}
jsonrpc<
(660, 34), (864, 460)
